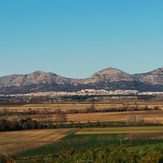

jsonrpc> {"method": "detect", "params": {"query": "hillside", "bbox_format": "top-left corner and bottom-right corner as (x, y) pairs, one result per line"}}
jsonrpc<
(0, 67), (163, 94)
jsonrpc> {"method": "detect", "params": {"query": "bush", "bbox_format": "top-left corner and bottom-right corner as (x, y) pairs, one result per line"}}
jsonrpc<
(0, 154), (7, 163)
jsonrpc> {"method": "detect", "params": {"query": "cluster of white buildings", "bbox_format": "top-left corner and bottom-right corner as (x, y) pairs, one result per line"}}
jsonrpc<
(77, 89), (139, 96)
(1, 89), (163, 98)
(138, 92), (163, 95)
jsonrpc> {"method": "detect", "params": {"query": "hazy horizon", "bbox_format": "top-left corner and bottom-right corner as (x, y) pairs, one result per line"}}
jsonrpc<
(0, 0), (163, 78)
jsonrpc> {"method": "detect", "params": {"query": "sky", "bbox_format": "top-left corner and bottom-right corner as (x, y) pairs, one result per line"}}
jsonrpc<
(0, 0), (163, 78)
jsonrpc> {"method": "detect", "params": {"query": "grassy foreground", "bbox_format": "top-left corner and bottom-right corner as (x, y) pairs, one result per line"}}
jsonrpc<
(10, 145), (163, 163)
(11, 126), (163, 159)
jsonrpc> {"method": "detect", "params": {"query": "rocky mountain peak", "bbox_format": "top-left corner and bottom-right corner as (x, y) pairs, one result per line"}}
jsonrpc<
(89, 67), (133, 83)
(32, 70), (46, 74)
(134, 67), (163, 85)
(0, 67), (163, 94)
(92, 67), (124, 75)
(149, 68), (163, 75)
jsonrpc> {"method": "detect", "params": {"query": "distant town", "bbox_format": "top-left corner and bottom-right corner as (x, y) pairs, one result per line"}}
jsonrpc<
(1, 89), (163, 98)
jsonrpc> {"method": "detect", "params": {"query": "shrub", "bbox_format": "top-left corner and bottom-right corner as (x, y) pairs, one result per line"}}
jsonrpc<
(0, 154), (7, 163)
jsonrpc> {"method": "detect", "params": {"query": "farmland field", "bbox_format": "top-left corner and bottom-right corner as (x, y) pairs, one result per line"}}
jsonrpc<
(76, 126), (163, 134)
(0, 128), (78, 156)
(1, 103), (163, 124)
(7, 110), (163, 124)
(11, 127), (163, 159)
(67, 110), (163, 123)
(1, 102), (163, 161)
(1, 101), (163, 112)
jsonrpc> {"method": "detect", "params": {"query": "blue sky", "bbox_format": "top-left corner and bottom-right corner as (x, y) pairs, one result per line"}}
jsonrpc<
(0, 0), (163, 78)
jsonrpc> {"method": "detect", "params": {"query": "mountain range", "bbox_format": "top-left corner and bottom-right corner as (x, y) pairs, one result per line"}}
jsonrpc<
(0, 67), (163, 94)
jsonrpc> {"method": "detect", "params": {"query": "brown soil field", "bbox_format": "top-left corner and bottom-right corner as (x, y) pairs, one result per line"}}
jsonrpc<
(0, 101), (163, 112)
(0, 103), (163, 124)
(0, 129), (78, 156)
(67, 110), (163, 123)
(2, 110), (163, 124)
(29, 110), (162, 124)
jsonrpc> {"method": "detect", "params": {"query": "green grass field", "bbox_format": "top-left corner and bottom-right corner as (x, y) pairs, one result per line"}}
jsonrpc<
(13, 127), (163, 159)
(76, 126), (163, 134)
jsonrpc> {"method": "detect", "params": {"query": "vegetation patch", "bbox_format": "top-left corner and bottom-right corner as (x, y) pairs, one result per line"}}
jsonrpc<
(9, 145), (163, 163)
(13, 127), (163, 158)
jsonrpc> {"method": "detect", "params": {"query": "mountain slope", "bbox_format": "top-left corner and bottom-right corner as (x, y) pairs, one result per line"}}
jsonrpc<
(85, 67), (134, 84)
(0, 67), (162, 94)
(133, 68), (163, 85)
(0, 71), (73, 87)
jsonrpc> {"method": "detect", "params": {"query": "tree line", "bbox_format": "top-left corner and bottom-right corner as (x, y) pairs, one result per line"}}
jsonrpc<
(0, 118), (46, 131)
(0, 104), (161, 117)
(0, 117), (162, 132)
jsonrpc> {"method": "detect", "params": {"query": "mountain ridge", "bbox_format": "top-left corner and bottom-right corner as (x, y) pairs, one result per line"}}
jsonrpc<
(0, 67), (162, 94)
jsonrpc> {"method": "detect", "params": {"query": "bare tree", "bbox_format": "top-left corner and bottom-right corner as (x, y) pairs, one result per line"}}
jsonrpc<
(55, 109), (67, 124)
(127, 115), (144, 125)
(127, 115), (137, 125)
(85, 103), (96, 113)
